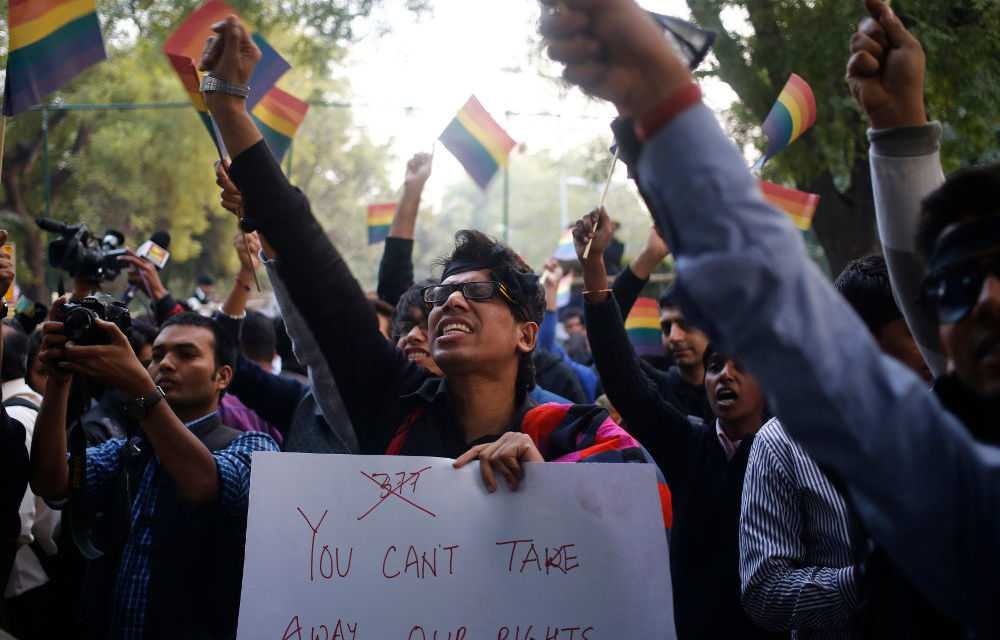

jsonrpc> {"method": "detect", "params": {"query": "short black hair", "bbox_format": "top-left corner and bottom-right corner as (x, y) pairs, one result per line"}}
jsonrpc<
(392, 278), (437, 338)
(658, 285), (678, 310)
(370, 298), (396, 321)
(559, 306), (584, 325)
(834, 254), (902, 339)
(127, 321), (158, 358)
(1, 321), (28, 382)
(917, 164), (1000, 261)
(242, 310), (276, 364)
(26, 329), (43, 382)
(434, 230), (545, 400)
(159, 312), (237, 373)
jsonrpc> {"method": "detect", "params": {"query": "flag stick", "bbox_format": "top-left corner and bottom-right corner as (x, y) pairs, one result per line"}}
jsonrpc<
(0, 115), (7, 181)
(582, 145), (620, 260)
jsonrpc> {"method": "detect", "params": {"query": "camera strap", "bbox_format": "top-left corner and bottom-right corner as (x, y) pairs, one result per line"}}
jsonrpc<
(68, 416), (103, 560)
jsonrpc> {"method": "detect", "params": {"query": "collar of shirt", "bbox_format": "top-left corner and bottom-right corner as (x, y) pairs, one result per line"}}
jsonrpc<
(1, 378), (42, 406)
(185, 411), (219, 430)
(715, 419), (743, 461)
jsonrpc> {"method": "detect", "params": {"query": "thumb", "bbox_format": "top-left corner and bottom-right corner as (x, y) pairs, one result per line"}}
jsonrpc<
(0, 229), (8, 245)
(95, 318), (128, 345)
(874, 2), (914, 48)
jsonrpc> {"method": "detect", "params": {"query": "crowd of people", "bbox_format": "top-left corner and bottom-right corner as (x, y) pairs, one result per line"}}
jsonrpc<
(0, 0), (996, 637)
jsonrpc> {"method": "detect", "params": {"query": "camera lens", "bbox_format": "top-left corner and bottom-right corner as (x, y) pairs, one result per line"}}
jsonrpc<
(63, 308), (94, 343)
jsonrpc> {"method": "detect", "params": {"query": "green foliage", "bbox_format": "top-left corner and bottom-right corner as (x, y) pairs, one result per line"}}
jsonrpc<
(0, 0), (415, 299)
(684, 0), (1000, 275)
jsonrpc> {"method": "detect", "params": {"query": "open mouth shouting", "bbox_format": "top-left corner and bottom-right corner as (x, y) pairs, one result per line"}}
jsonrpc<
(715, 386), (739, 408)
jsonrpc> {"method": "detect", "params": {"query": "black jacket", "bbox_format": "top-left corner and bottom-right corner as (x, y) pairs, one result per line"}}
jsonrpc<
(584, 295), (783, 640)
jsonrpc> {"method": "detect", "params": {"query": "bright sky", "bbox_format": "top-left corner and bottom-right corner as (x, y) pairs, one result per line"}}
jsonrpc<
(342, 0), (740, 191)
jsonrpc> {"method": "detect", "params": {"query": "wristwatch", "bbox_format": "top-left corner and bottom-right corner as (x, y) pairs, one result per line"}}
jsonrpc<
(125, 385), (166, 420)
(199, 74), (250, 99)
(0, 298), (7, 319)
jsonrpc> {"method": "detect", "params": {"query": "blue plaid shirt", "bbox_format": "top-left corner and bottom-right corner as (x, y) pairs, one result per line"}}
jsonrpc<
(83, 413), (278, 639)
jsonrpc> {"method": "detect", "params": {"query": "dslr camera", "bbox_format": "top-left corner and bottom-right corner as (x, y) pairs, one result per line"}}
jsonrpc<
(36, 217), (128, 283)
(54, 294), (132, 346)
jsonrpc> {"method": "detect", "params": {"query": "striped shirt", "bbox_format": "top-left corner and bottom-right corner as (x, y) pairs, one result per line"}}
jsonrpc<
(739, 419), (859, 639)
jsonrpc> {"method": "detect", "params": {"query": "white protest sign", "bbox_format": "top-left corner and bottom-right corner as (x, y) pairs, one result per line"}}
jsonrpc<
(238, 453), (675, 639)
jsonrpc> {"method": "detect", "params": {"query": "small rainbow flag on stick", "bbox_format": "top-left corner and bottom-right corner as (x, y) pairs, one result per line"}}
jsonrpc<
(162, 0), (289, 109)
(759, 179), (820, 231)
(556, 271), (573, 308)
(553, 228), (577, 262)
(625, 297), (663, 358)
(251, 86), (308, 163)
(3, 0), (107, 116)
(367, 203), (396, 245)
(753, 73), (816, 169)
(438, 95), (516, 191)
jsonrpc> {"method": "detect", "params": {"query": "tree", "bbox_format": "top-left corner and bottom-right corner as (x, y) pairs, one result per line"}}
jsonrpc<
(685, 0), (1000, 276)
(0, 0), (418, 300)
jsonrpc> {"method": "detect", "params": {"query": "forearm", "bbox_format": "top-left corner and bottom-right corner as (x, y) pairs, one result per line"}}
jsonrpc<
(636, 102), (998, 630)
(228, 355), (305, 431)
(140, 400), (220, 505)
(611, 264), (646, 318)
(220, 268), (253, 317)
(377, 237), (415, 307)
(29, 379), (70, 500)
(388, 182), (422, 238)
(742, 564), (857, 631)
(581, 258), (609, 304)
(584, 297), (692, 471)
(869, 122), (946, 377)
(539, 310), (557, 351)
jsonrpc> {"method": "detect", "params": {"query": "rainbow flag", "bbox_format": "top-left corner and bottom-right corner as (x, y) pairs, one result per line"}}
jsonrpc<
(625, 297), (663, 358)
(753, 73), (816, 168)
(438, 95), (516, 190)
(3, 0), (107, 116)
(553, 227), (576, 262)
(367, 203), (396, 245)
(555, 271), (573, 308)
(166, 53), (225, 157)
(759, 179), (820, 231)
(251, 86), (308, 163)
(162, 0), (289, 109)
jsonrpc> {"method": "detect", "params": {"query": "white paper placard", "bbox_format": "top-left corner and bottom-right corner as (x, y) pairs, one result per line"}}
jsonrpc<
(238, 453), (675, 639)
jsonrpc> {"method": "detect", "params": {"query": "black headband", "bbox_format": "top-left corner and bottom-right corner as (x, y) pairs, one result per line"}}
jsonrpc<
(927, 216), (1000, 275)
(441, 246), (541, 322)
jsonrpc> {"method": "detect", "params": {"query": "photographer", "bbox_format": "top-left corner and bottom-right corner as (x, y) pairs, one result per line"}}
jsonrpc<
(29, 307), (278, 638)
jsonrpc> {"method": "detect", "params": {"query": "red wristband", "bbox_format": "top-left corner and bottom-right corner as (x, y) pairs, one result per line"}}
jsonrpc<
(235, 276), (251, 292)
(634, 82), (703, 142)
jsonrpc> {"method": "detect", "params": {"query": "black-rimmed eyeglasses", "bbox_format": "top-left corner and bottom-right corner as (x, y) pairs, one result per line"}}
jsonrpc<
(422, 281), (517, 307)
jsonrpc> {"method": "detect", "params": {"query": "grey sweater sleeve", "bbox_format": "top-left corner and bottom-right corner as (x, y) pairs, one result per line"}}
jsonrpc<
(263, 256), (360, 453)
(868, 122), (947, 377)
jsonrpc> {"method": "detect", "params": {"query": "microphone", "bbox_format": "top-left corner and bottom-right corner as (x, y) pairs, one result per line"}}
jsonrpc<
(136, 230), (171, 269)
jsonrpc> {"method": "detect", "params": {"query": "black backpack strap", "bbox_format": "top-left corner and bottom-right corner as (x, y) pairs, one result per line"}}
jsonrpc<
(2, 397), (40, 412)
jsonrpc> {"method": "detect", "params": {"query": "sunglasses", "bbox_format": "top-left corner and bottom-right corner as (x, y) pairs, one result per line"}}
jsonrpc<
(919, 252), (1000, 324)
(422, 281), (517, 307)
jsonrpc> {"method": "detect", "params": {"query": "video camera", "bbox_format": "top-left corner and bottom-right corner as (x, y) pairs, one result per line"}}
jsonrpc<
(36, 217), (128, 284)
(53, 293), (131, 346)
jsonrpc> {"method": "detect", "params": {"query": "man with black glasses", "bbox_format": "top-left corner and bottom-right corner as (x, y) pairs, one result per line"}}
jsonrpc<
(198, 16), (669, 503)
